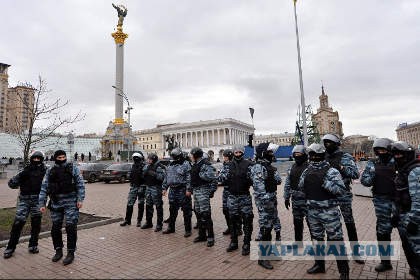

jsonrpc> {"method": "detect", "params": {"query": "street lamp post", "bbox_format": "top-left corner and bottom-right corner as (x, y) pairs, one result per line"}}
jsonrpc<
(112, 85), (134, 161)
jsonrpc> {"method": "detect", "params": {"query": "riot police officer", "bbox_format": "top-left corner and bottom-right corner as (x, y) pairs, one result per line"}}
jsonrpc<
(218, 144), (254, 256)
(322, 133), (364, 264)
(3, 151), (46, 259)
(284, 145), (310, 242)
(252, 142), (282, 269)
(361, 138), (395, 272)
(298, 143), (349, 279)
(120, 152), (146, 227)
(390, 141), (420, 279)
(221, 149), (233, 235)
(190, 147), (217, 247)
(38, 150), (85, 265)
(162, 148), (193, 237)
(141, 153), (165, 232)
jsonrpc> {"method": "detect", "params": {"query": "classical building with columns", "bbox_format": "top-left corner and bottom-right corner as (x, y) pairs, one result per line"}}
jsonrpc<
(134, 118), (254, 159)
(396, 121), (420, 149)
(255, 132), (294, 146)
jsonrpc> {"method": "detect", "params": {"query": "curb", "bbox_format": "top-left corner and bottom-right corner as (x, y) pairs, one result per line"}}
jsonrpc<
(0, 217), (123, 248)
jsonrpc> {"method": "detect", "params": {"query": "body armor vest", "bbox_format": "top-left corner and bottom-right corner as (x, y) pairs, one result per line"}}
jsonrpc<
(261, 162), (278, 193)
(144, 163), (162, 186)
(191, 159), (211, 188)
(49, 163), (75, 195)
(289, 162), (309, 190)
(394, 159), (420, 214)
(130, 163), (145, 186)
(304, 164), (335, 201)
(372, 160), (395, 196)
(228, 159), (253, 195)
(20, 165), (46, 195)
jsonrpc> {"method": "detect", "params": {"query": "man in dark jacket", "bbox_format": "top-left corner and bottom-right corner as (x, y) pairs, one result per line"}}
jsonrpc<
(3, 151), (46, 259)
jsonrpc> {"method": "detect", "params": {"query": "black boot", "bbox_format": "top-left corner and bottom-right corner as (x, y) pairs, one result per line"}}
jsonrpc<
(242, 216), (253, 256)
(155, 204), (163, 232)
(183, 210), (192, 238)
(337, 259), (350, 279)
(222, 209), (231, 235)
(163, 205), (177, 234)
(4, 219), (25, 258)
(51, 222), (64, 252)
(346, 222), (365, 264)
(226, 215), (239, 252)
(65, 224), (77, 253)
(141, 205), (153, 229)
(193, 213), (207, 243)
(120, 205), (133, 226)
(52, 248), (63, 262)
(275, 231), (281, 241)
(293, 218), (304, 241)
(375, 233), (393, 272)
(28, 216), (42, 254)
(258, 228), (273, 269)
(137, 203), (144, 227)
(203, 212), (215, 247)
(63, 250), (75, 265)
(307, 260), (325, 274)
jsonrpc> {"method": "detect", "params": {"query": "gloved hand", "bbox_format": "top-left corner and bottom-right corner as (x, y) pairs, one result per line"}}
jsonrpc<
(391, 215), (399, 228)
(406, 221), (418, 235)
(284, 199), (290, 210)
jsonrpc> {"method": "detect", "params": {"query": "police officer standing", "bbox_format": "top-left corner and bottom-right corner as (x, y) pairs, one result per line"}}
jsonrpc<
(141, 153), (165, 232)
(162, 148), (193, 237)
(120, 152), (146, 227)
(390, 141), (420, 279)
(218, 144), (254, 256)
(190, 147), (217, 247)
(284, 145), (310, 242)
(361, 138), (395, 272)
(322, 134), (364, 264)
(221, 149), (234, 235)
(252, 143), (282, 269)
(3, 151), (46, 259)
(38, 150), (85, 265)
(298, 143), (349, 279)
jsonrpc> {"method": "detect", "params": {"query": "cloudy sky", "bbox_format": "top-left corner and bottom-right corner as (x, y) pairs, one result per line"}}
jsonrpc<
(2, 0), (419, 139)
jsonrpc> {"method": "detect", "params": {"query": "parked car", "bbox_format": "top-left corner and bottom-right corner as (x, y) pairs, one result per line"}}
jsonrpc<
(100, 163), (132, 183)
(80, 163), (111, 183)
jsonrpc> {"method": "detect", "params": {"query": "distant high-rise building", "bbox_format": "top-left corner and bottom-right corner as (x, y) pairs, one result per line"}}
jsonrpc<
(312, 85), (343, 138)
(0, 63), (35, 133)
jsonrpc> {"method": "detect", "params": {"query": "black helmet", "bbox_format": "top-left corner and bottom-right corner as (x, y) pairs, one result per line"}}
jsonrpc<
(147, 153), (158, 163)
(255, 143), (270, 159)
(190, 147), (203, 159)
(373, 138), (393, 153)
(391, 141), (416, 167)
(222, 149), (233, 160)
(170, 147), (183, 161)
(322, 134), (341, 145)
(30, 151), (44, 163)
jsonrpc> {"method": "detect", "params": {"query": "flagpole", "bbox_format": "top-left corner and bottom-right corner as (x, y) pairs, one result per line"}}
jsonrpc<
(293, 0), (308, 147)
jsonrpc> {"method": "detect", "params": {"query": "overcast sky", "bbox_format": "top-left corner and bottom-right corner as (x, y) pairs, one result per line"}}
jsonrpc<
(2, 0), (419, 140)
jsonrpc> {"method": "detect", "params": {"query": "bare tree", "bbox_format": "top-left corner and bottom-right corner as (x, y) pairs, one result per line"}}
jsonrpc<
(12, 76), (84, 164)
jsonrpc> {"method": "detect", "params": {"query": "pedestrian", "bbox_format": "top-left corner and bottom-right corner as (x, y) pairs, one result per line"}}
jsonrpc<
(390, 141), (420, 279)
(218, 144), (254, 256)
(189, 147), (217, 247)
(74, 152), (78, 162)
(117, 150), (121, 162)
(50, 155), (54, 162)
(120, 152), (146, 227)
(252, 143), (282, 269)
(88, 152), (92, 162)
(108, 150), (112, 160)
(361, 138), (396, 272)
(3, 151), (46, 259)
(162, 148), (192, 237)
(322, 133), (364, 264)
(284, 145), (311, 242)
(141, 153), (165, 232)
(80, 153), (85, 162)
(38, 150), (85, 265)
(298, 143), (349, 279)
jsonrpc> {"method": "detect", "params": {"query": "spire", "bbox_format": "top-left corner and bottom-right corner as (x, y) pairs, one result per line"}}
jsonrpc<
(321, 80), (325, 95)
(319, 81), (329, 110)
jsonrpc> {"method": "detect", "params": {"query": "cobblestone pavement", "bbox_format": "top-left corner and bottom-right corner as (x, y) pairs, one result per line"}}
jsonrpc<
(0, 178), (414, 279)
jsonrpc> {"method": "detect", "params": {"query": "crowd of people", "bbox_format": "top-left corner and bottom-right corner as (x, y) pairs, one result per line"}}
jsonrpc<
(2, 133), (419, 280)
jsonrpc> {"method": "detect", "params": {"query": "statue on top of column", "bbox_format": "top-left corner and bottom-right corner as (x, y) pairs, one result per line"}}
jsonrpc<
(112, 3), (128, 27)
